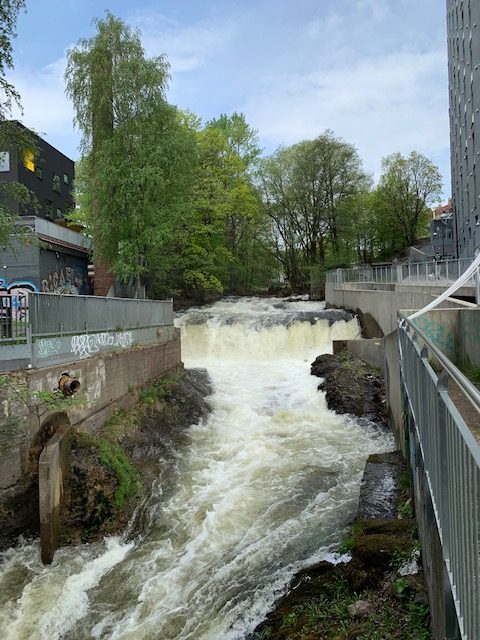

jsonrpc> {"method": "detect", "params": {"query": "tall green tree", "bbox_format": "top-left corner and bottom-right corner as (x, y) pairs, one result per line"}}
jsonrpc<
(203, 113), (263, 289)
(65, 14), (198, 292)
(258, 131), (367, 289)
(376, 151), (442, 251)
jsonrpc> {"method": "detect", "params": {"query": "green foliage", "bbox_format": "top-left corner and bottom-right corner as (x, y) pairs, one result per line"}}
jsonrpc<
(399, 500), (414, 519)
(375, 151), (442, 257)
(458, 359), (480, 385)
(97, 439), (140, 508)
(0, 1), (25, 119)
(257, 130), (369, 290)
(138, 371), (183, 405)
(0, 5), (39, 247)
(0, 374), (81, 427)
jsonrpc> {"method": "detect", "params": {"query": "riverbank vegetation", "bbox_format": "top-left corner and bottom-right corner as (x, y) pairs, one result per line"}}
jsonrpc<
(63, 13), (443, 301)
(251, 513), (431, 640)
(60, 369), (211, 544)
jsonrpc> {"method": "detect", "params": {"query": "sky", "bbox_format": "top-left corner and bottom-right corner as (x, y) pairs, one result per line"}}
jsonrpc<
(9, 0), (451, 199)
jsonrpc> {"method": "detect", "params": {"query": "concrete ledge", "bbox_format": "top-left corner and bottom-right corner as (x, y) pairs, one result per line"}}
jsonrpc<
(39, 423), (72, 564)
(333, 338), (384, 370)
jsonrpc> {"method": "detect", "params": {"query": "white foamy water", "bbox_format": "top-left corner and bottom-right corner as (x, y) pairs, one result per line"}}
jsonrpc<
(0, 296), (393, 640)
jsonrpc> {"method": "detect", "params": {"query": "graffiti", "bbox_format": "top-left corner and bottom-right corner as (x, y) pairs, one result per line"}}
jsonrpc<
(0, 279), (38, 321)
(71, 331), (133, 360)
(37, 338), (62, 359)
(413, 317), (455, 353)
(41, 266), (85, 295)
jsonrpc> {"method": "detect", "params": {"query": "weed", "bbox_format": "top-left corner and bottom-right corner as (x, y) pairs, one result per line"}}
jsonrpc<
(398, 500), (413, 519)
(458, 359), (480, 386)
(97, 439), (141, 508)
(139, 371), (183, 405)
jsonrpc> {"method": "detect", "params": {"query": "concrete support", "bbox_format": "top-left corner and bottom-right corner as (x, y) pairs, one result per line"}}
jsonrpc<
(39, 423), (72, 564)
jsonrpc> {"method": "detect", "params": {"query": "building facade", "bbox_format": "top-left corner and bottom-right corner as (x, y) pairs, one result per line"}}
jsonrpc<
(0, 122), (91, 295)
(447, 0), (480, 259)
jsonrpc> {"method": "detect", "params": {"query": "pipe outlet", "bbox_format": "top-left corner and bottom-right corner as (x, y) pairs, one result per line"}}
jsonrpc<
(58, 373), (81, 397)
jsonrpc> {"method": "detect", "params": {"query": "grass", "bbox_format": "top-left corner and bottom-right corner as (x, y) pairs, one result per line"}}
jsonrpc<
(97, 439), (141, 508)
(75, 433), (141, 508)
(458, 359), (480, 386)
(253, 573), (431, 640)
(138, 371), (184, 405)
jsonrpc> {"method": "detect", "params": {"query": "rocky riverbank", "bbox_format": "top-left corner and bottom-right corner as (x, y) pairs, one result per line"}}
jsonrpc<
(59, 368), (212, 545)
(251, 350), (431, 640)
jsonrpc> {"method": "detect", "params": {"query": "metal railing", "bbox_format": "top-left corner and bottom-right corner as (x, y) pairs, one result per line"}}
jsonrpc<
(0, 294), (29, 342)
(326, 258), (475, 286)
(28, 293), (173, 337)
(399, 315), (480, 640)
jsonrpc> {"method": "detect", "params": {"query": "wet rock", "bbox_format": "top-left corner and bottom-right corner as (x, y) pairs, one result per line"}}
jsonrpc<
(358, 451), (404, 519)
(311, 351), (387, 425)
(347, 599), (373, 618)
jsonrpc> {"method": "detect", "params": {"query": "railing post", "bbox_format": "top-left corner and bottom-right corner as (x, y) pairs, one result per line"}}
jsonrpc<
(437, 371), (451, 557)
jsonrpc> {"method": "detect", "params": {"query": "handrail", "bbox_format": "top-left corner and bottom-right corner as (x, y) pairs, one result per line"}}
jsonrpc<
(399, 313), (480, 414)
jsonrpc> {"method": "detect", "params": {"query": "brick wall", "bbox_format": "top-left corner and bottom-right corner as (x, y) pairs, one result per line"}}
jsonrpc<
(93, 260), (115, 296)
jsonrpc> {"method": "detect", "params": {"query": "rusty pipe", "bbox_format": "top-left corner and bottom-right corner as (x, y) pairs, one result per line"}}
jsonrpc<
(58, 373), (81, 397)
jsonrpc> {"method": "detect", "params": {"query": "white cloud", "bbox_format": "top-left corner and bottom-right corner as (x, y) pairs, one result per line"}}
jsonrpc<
(9, 56), (73, 140)
(243, 49), (449, 183)
(130, 11), (236, 74)
(354, 0), (391, 21)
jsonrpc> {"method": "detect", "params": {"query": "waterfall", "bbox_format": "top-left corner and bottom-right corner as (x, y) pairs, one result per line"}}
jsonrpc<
(0, 296), (393, 640)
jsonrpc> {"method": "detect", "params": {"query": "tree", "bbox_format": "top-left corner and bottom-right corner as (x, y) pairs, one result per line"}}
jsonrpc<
(0, 0), (25, 121)
(376, 151), (442, 250)
(257, 131), (367, 290)
(0, 1), (34, 247)
(203, 113), (263, 290)
(65, 14), (198, 292)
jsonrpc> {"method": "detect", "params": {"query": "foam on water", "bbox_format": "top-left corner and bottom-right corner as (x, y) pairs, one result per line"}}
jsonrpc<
(0, 296), (393, 640)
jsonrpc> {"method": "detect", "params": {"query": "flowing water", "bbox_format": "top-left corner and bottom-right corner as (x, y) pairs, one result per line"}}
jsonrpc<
(0, 296), (393, 640)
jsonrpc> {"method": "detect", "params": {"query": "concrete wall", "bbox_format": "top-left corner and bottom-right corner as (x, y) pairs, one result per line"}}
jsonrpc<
(458, 309), (480, 367)
(326, 282), (471, 336)
(333, 338), (384, 370)
(410, 308), (480, 368)
(0, 331), (182, 550)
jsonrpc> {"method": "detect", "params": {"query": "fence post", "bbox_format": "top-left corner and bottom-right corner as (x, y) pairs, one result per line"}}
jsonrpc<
(437, 372), (451, 557)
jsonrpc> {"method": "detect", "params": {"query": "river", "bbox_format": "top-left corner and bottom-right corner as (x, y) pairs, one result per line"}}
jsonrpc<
(0, 296), (393, 640)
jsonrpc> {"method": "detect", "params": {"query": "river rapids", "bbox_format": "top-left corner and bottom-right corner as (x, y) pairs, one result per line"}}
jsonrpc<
(0, 296), (393, 640)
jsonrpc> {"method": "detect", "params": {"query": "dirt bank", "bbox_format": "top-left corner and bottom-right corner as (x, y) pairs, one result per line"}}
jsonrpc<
(60, 368), (211, 545)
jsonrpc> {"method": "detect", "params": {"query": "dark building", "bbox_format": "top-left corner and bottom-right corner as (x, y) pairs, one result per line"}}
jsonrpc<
(446, 0), (480, 259)
(0, 121), (75, 223)
(430, 214), (455, 259)
(0, 122), (91, 295)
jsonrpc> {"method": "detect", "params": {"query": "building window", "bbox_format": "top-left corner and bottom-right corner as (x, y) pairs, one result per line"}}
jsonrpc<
(52, 174), (61, 192)
(23, 149), (35, 172)
(0, 151), (10, 172)
(35, 166), (43, 180)
(63, 173), (69, 184)
(44, 199), (53, 219)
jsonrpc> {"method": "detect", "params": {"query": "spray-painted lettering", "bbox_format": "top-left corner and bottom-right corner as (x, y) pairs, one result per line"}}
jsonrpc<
(37, 338), (62, 359)
(41, 266), (85, 295)
(71, 331), (133, 360)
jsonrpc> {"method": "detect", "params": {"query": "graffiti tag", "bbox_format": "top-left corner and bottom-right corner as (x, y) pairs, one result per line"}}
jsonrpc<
(41, 266), (84, 295)
(71, 331), (133, 360)
(413, 317), (455, 353)
(37, 338), (62, 359)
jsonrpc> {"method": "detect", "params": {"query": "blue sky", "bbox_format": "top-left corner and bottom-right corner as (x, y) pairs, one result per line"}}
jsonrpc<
(9, 0), (450, 198)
